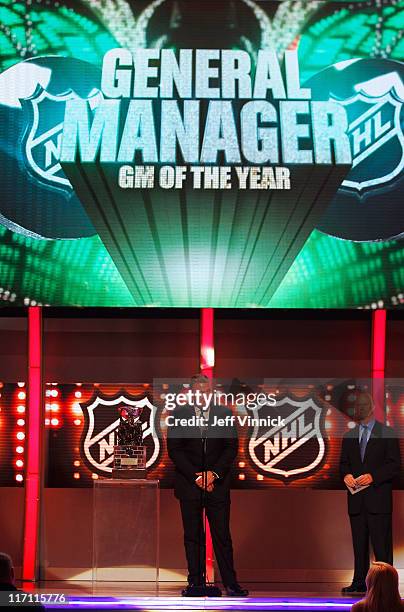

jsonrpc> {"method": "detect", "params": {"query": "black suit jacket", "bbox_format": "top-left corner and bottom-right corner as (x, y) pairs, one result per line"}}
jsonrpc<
(0, 584), (17, 591)
(167, 404), (238, 501)
(339, 421), (401, 514)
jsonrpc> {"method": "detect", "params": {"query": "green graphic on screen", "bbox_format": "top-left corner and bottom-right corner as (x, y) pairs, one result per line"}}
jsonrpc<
(0, 0), (403, 308)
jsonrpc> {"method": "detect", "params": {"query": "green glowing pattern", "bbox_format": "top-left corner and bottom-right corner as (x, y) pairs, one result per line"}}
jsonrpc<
(298, 0), (404, 81)
(0, 224), (134, 306)
(0, 0), (117, 71)
(269, 231), (404, 308)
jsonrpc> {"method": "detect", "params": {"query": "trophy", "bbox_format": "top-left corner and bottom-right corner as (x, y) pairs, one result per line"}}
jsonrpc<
(112, 405), (147, 479)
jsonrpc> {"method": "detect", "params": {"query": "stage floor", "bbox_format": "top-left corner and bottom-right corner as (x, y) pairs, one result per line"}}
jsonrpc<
(18, 582), (373, 611)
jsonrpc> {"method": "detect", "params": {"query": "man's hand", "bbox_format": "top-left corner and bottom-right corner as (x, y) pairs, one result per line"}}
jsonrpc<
(344, 474), (356, 488)
(195, 471), (216, 491)
(355, 473), (373, 486)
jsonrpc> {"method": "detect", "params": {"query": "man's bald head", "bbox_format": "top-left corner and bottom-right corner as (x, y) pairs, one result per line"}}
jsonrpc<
(0, 553), (14, 585)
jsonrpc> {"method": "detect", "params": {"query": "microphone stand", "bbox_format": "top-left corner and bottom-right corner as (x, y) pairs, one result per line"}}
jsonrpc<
(186, 414), (221, 597)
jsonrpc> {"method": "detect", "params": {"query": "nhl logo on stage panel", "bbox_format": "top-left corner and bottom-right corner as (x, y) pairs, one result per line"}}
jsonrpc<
(80, 391), (160, 477)
(248, 396), (326, 481)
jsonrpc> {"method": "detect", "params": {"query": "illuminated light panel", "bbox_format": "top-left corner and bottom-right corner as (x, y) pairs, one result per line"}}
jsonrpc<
(13, 383), (27, 484)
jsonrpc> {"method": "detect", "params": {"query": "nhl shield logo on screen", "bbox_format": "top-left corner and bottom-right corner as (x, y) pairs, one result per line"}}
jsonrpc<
(307, 58), (404, 241)
(248, 396), (326, 480)
(0, 55), (100, 239)
(23, 88), (75, 189)
(80, 391), (160, 477)
(23, 87), (103, 191)
(338, 72), (404, 193)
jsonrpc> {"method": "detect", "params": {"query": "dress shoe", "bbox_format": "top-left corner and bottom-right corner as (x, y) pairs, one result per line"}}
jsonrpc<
(181, 583), (222, 597)
(341, 584), (367, 595)
(225, 583), (249, 597)
(181, 584), (201, 597)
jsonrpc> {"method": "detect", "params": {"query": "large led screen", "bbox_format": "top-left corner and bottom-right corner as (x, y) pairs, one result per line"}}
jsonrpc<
(0, 1), (403, 307)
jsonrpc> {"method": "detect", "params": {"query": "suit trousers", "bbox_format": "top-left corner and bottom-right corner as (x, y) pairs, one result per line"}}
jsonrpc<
(349, 509), (393, 585)
(179, 495), (237, 587)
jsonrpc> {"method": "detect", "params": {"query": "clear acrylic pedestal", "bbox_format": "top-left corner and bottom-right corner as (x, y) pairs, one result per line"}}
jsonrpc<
(93, 478), (159, 586)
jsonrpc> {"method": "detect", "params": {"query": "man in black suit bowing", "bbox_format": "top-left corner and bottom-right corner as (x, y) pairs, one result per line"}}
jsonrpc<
(339, 391), (401, 595)
(167, 374), (248, 597)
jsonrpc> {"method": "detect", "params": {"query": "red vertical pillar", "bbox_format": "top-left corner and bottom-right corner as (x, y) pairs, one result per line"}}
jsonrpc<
(22, 306), (43, 581)
(371, 309), (386, 423)
(200, 308), (215, 377)
(200, 308), (214, 583)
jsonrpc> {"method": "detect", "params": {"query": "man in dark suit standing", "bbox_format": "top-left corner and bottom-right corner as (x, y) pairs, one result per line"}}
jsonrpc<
(339, 391), (401, 595)
(167, 374), (248, 597)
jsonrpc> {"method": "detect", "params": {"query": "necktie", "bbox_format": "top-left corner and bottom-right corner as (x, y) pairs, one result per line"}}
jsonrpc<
(360, 425), (368, 462)
(195, 407), (208, 437)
